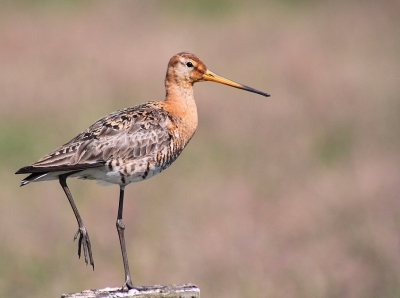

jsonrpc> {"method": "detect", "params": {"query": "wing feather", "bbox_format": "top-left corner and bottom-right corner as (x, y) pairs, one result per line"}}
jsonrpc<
(16, 102), (177, 175)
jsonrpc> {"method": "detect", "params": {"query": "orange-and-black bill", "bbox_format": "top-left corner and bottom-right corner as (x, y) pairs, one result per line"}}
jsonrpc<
(203, 70), (270, 97)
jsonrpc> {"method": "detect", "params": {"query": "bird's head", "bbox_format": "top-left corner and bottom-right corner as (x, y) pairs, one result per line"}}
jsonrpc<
(167, 52), (270, 97)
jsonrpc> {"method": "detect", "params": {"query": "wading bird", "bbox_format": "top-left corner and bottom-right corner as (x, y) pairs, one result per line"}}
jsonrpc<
(16, 52), (270, 289)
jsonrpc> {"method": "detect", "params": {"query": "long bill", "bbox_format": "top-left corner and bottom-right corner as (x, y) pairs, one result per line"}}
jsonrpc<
(203, 69), (270, 97)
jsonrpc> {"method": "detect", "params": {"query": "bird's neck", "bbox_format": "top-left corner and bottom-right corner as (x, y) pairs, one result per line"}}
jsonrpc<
(164, 78), (198, 134)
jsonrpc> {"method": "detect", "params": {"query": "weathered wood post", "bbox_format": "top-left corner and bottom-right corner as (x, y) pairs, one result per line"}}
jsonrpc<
(61, 284), (200, 298)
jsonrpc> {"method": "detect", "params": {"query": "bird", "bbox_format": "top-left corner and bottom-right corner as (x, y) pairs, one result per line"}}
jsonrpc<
(16, 52), (270, 290)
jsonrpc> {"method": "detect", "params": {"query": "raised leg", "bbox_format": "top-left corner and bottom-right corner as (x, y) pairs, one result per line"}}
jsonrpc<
(116, 186), (135, 290)
(59, 173), (94, 269)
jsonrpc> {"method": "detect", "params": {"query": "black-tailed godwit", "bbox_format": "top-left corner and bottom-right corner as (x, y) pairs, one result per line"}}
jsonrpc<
(16, 52), (270, 289)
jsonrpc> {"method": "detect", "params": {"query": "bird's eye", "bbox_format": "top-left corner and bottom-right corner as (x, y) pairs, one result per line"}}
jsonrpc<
(186, 61), (194, 68)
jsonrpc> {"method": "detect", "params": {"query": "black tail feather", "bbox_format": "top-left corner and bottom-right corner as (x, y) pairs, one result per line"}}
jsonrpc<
(20, 172), (50, 186)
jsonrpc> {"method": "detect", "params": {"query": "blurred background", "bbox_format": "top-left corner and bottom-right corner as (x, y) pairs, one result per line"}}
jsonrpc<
(1, 1), (399, 297)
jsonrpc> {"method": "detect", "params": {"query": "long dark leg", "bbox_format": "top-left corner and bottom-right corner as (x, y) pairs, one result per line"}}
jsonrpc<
(116, 186), (134, 290)
(59, 173), (94, 269)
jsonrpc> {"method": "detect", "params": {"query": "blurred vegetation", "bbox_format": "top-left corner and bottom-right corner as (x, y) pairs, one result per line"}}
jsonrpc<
(1, 1), (400, 298)
(315, 124), (354, 167)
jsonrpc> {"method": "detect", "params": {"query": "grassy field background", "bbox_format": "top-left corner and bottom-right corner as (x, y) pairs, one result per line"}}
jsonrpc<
(1, 1), (399, 297)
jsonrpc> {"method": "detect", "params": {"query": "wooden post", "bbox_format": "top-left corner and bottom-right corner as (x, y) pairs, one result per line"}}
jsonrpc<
(61, 284), (200, 298)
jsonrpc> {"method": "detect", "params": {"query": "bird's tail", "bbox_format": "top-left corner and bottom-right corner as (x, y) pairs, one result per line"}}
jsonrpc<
(19, 172), (50, 186)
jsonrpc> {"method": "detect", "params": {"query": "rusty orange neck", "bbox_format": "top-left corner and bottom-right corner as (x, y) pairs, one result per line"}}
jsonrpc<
(164, 76), (198, 138)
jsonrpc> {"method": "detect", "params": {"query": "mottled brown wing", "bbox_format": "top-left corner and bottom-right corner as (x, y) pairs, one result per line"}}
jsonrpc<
(16, 102), (175, 174)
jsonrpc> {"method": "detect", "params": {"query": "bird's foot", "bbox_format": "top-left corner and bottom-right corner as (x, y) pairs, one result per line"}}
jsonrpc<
(73, 226), (94, 269)
(121, 279), (136, 291)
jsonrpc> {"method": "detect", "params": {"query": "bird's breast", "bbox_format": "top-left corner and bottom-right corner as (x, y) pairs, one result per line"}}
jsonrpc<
(77, 123), (194, 186)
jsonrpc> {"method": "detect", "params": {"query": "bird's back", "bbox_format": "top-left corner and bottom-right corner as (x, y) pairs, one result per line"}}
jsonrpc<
(16, 101), (195, 186)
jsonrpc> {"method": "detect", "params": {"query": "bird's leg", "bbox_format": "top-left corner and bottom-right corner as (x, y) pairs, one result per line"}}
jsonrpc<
(116, 186), (135, 290)
(59, 173), (94, 269)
